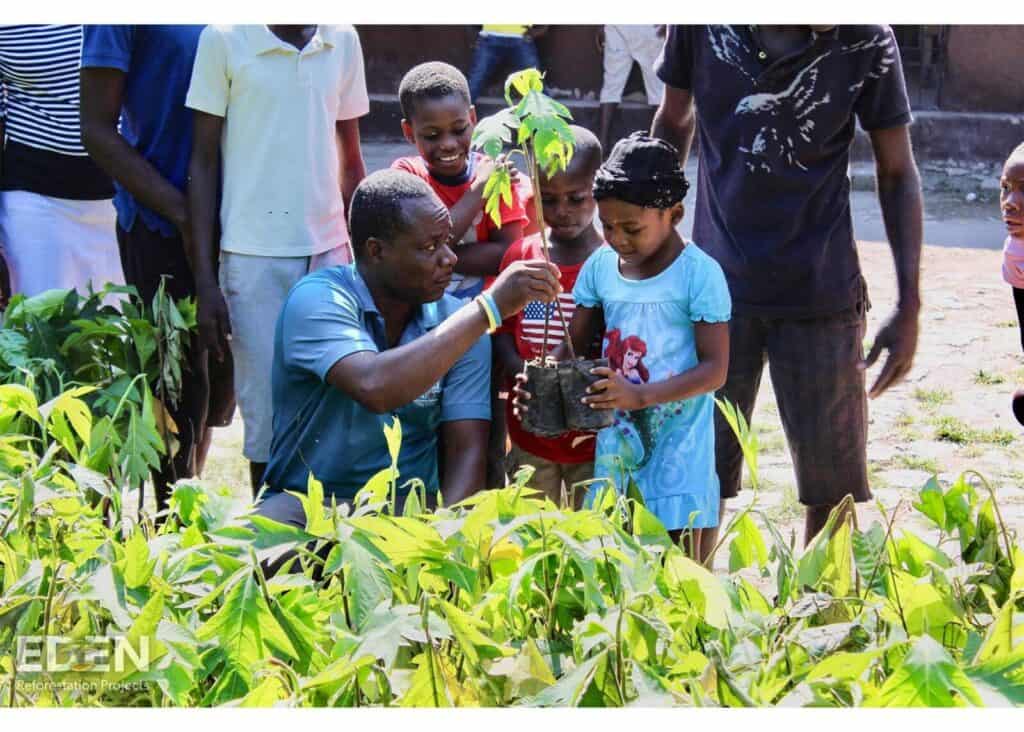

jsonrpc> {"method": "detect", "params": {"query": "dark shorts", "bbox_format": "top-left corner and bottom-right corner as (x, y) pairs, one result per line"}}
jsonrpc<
(715, 282), (871, 507)
(115, 223), (235, 492)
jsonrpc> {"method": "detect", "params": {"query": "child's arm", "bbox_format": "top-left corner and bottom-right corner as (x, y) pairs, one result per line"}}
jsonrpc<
(448, 155), (524, 277)
(582, 321), (729, 411)
(451, 221), (524, 277)
(494, 332), (525, 378)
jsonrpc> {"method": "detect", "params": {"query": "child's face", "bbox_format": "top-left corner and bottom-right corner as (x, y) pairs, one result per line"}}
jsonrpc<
(1001, 157), (1024, 238)
(401, 94), (476, 178)
(539, 166), (597, 243)
(597, 198), (683, 270)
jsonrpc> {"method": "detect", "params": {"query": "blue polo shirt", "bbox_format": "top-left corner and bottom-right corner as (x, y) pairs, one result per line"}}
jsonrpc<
(81, 25), (204, 237)
(656, 26), (912, 317)
(263, 264), (492, 500)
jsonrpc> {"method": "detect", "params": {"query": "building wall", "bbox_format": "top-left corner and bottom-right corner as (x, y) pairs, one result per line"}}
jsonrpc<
(357, 25), (607, 100)
(940, 25), (1024, 113)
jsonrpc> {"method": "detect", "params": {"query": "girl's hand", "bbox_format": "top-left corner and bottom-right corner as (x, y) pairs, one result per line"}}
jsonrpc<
(582, 366), (647, 411)
(474, 153), (520, 191)
(511, 370), (532, 418)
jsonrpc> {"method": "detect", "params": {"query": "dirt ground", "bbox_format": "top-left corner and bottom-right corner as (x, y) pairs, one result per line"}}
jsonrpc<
(200, 143), (1023, 561)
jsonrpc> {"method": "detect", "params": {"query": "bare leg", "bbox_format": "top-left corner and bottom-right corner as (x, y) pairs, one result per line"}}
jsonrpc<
(698, 499), (727, 566)
(250, 461), (268, 497)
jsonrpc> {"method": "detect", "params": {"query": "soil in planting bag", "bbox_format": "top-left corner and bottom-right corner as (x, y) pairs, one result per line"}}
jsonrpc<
(520, 362), (568, 437)
(560, 358), (616, 432)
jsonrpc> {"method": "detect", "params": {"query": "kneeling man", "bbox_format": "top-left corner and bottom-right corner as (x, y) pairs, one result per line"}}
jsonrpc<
(257, 169), (561, 529)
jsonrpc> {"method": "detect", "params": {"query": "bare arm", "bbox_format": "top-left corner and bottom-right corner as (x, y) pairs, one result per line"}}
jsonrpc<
(440, 418), (488, 504)
(584, 321), (729, 411)
(336, 117), (366, 216)
(80, 67), (189, 234)
(651, 85), (695, 167)
(862, 124), (923, 398)
(188, 110), (233, 363)
(325, 260), (561, 414)
(451, 220), (524, 278)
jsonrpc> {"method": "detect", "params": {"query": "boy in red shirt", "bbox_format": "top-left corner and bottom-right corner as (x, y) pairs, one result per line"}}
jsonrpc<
(392, 61), (527, 301)
(495, 126), (604, 506)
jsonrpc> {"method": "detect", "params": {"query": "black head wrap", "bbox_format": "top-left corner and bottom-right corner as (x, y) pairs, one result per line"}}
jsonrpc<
(593, 131), (689, 209)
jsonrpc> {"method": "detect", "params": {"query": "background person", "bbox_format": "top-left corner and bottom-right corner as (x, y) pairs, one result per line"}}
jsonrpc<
(0, 24), (121, 305)
(186, 24), (369, 494)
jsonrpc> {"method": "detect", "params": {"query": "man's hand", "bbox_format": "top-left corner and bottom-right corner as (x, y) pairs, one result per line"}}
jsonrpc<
(487, 259), (562, 320)
(581, 366), (647, 411)
(197, 283), (232, 364)
(861, 303), (919, 398)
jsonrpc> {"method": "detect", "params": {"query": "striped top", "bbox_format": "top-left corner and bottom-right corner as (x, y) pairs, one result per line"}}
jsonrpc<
(0, 24), (87, 155)
(0, 24), (112, 199)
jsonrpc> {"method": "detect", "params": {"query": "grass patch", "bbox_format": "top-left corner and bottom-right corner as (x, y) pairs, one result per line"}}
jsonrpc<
(894, 411), (922, 442)
(913, 387), (952, 409)
(762, 482), (804, 524)
(973, 369), (1006, 386)
(896, 454), (940, 474)
(933, 415), (1016, 447)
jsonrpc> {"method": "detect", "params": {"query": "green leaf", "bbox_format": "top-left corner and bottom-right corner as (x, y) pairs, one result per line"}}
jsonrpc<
(728, 512), (768, 572)
(967, 647), (1024, 705)
(324, 527), (393, 631)
(383, 416), (402, 467)
(197, 572), (298, 684)
(524, 650), (606, 707)
(504, 68), (544, 105)
(662, 547), (730, 629)
(122, 528), (156, 589)
(471, 107), (520, 159)
(0, 383), (42, 426)
(869, 636), (982, 707)
(240, 675), (289, 707)
(438, 599), (512, 667)
(914, 477), (947, 530)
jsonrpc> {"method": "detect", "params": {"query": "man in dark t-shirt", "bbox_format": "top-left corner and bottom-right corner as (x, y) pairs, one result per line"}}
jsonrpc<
(653, 25), (924, 548)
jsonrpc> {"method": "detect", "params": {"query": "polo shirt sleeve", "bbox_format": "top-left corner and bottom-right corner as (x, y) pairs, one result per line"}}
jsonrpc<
(80, 25), (135, 72)
(853, 27), (913, 131)
(688, 252), (732, 323)
(280, 279), (378, 382)
(336, 27), (370, 121)
(655, 25), (694, 90)
(185, 26), (230, 118)
(572, 247), (605, 309)
(440, 330), (491, 422)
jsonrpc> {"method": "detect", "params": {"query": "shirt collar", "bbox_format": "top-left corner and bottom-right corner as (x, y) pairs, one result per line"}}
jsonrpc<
(251, 25), (333, 56)
(350, 264), (445, 332)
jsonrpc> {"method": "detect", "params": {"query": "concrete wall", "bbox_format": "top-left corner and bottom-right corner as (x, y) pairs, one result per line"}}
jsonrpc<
(940, 26), (1024, 113)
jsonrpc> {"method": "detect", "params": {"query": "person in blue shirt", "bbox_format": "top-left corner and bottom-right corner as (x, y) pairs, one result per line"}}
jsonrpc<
(515, 133), (732, 562)
(256, 169), (561, 540)
(80, 25), (235, 511)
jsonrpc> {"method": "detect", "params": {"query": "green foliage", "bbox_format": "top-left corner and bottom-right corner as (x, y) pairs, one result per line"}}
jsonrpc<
(0, 404), (1021, 708)
(0, 282), (195, 490)
(471, 68), (574, 228)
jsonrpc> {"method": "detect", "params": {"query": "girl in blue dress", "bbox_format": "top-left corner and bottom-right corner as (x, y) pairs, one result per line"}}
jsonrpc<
(518, 132), (732, 560)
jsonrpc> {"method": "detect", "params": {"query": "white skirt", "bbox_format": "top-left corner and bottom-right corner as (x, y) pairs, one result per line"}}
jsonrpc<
(0, 189), (123, 298)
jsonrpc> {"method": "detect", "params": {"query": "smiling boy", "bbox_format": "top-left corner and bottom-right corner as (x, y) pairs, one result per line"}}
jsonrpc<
(391, 61), (527, 301)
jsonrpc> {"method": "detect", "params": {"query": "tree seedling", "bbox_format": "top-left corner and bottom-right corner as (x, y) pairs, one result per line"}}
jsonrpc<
(472, 68), (612, 436)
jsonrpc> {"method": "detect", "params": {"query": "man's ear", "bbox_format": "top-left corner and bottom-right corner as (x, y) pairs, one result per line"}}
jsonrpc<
(401, 119), (416, 145)
(469, 105), (478, 126)
(364, 236), (386, 263)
